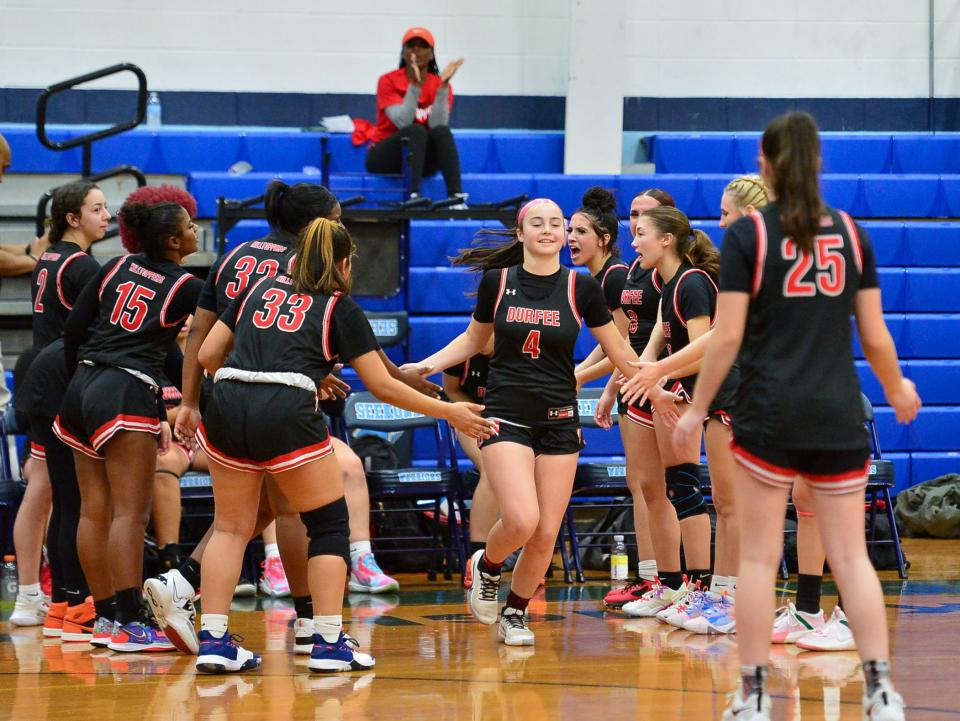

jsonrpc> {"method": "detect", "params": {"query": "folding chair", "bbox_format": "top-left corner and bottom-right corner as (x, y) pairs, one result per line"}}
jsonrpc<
(343, 392), (465, 581)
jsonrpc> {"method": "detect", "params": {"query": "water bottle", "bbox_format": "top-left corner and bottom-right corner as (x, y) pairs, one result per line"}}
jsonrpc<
(1, 555), (17, 601)
(146, 91), (162, 128)
(610, 535), (628, 587)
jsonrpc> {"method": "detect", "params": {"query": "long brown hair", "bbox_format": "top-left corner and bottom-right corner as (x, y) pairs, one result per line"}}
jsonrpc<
(50, 181), (99, 245)
(291, 218), (355, 295)
(642, 206), (720, 281)
(761, 112), (825, 253)
(452, 198), (561, 274)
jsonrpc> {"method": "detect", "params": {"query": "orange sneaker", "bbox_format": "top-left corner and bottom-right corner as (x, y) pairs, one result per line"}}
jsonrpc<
(43, 601), (69, 638)
(62, 597), (97, 642)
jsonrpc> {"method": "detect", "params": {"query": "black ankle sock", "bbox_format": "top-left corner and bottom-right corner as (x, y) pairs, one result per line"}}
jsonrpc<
(94, 596), (115, 621)
(740, 665), (768, 698)
(51, 587), (69, 604)
(796, 573), (823, 615)
(505, 591), (530, 612)
(480, 551), (504, 575)
(65, 588), (84, 606)
(862, 660), (891, 697)
(158, 544), (181, 571)
(660, 571), (683, 590)
(470, 541), (485, 555)
(178, 557), (202, 589)
(688, 569), (711, 588)
(293, 595), (313, 620)
(115, 587), (143, 625)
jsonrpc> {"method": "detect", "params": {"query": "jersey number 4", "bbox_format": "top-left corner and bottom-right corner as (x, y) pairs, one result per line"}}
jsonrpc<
(110, 281), (156, 331)
(251, 288), (314, 332)
(225, 257), (281, 300)
(522, 330), (541, 359)
(782, 236), (846, 298)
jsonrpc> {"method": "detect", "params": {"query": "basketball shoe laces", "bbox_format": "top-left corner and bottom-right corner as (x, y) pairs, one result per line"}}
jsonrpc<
(503, 610), (527, 629)
(478, 571), (499, 602)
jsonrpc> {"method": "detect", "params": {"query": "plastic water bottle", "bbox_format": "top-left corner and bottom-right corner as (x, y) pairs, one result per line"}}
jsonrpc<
(610, 535), (628, 587)
(146, 91), (162, 128)
(1, 555), (17, 602)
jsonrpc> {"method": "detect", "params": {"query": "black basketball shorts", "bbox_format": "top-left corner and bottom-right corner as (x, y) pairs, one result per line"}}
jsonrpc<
(619, 393), (654, 430)
(731, 437), (871, 495)
(479, 418), (584, 456)
(54, 364), (162, 459)
(196, 380), (333, 474)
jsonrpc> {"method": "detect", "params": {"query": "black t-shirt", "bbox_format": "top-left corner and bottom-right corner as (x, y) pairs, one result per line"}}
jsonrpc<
(197, 231), (296, 315)
(720, 204), (876, 450)
(472, 265), (609, 426)
(221, 274), (379, 384)
(31, 241), (100, 350)
(594, 256), (629, 312)
(443, 353), (490, 404)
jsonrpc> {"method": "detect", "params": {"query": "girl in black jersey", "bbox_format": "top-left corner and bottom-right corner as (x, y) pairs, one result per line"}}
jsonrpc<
(575, 188), (675, 609)
(410, 198), (642, 646)
(443, 334), (495, 589)
(677, 112), (919, 721)
(188, 218), (492, 674)
(10, 182), (108, 636)
(55, 200), (201, 653)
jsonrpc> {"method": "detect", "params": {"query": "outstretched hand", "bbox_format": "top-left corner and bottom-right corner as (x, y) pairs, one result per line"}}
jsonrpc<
(440, 58), (464, 85)
(446, 402), (498, 440)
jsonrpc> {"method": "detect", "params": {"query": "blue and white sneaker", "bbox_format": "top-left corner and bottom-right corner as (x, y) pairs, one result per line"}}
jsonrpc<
(685, 592), (736, 634)
(196, 631), (261, 674)
(108, 620), (176, 652)
(308, 632), (376, 673)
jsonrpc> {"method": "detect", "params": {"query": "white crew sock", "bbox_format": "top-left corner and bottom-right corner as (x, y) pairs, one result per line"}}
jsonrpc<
(19, 583), (41, 596)
(711, 575), (728, 594)
(264, 543), (280, 560)
(637, 560), (658, 583)
(350, 540), (372, 566)
(314, 614), (343, 644)
(200, 613), (229, 639)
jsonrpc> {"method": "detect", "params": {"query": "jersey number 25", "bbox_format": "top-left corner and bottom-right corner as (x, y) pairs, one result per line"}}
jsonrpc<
(781, 236), (846, 298)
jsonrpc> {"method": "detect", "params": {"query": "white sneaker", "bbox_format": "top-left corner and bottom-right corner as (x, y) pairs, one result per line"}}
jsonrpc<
(722, 689), (772, 720)
(654, 583), (697, 624)
(10, 591), (50, 626)
(863, 682), (906, 721)
(294, 618), (314, 655)
(622, 581), (688, 618)
(467, 549), (500, 625)
(772, 603), (825, 643)
(498, 607), (535, 646)
(143, 569), (199, 654)
(796, 607), (855, 651)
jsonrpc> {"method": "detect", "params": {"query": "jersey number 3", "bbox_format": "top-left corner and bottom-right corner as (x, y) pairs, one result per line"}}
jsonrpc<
(782, 236), (846, 298)
(522, 330), (541, 360)
(251, 288), (313, 332)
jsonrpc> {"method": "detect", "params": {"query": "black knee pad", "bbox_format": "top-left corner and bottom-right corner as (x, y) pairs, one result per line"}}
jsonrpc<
(299, 497), (350, 565)
(665, 464), (707, 520)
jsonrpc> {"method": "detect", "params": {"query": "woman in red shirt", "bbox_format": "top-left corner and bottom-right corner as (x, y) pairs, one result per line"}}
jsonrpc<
(364, 27), (466, 204)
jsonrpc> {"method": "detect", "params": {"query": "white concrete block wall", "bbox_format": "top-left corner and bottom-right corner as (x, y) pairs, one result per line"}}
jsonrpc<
(0, 0), (957, 98)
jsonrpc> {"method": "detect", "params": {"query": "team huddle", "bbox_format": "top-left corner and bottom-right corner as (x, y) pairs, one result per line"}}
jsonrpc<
(7, 112), (920, 721)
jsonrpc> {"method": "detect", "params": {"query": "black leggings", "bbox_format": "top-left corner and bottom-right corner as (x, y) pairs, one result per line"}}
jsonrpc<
(365, 123), (462, 195)
(32, 415), (88, 601)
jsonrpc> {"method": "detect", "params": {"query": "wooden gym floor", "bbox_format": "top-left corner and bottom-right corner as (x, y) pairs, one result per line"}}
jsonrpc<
(1, 538), (959, 721)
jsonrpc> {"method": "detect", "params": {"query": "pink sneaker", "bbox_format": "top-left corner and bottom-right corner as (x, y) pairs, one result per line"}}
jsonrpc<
(259, 555), (291, 598)
(349, 553), (399, 593)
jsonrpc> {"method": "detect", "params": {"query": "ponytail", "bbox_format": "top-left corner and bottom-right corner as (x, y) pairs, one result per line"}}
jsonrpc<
(291, 218), (355, 295)
(761, 112), (825, 253)
(574, 185), (620, 256)
(642, 206), (720, 282)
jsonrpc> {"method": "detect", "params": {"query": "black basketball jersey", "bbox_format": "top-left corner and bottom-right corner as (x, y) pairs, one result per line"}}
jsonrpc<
(660, 264), (718, 397)
(197, 230), (295, 315)
(594, 256), (629, 312)
(31, 241), (100, 350)
(476, 265), (601, 426)
(719, 204), (878, 450)
(619, 259), (663, 354)
(222, 274), (379, 385)
(77, 254), (202, 382)
(443, 353), (490, 404)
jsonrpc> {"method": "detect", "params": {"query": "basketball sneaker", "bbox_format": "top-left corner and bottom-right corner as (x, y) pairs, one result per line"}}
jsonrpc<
(308, 632), (375, 673)
(654, 581), (698, 623)
(796, 607), (855, 651)
(348, 553), (400, 593)
(686, 592), (736, 634)
(196, 630), (261, 674)
(89, 617), (115, 648)
(498, 607), (535, 646)
(663, 589), (709, 628)
(61, 597), (96, 642)
(109, 620), (176, 652)
(259, 555), (291, 598)
(622, 581), (688, 618)
(42, 600), (68, 636)
(234, 576), (256, 597)
(722, 689), (772, 720)
(863, 681), (906, 721)
(771, 603), (825, 644)
(294, 618), (315, 655)
(143, 569), (198, 654)
(10, 590), (51, 627)
(467, 549), (501, 625)
(603, 578), (658, 609)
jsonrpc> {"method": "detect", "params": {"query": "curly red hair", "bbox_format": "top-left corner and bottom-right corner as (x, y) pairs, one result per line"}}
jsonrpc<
(118, 184), (198, 253)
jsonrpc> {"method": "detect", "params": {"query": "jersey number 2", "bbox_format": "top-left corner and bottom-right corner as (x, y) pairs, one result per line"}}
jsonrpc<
(522, 330), (541, 360)
(251, 288), (313, 332)
(782, 236), (846, 298)
(33, 268), (48, 313)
